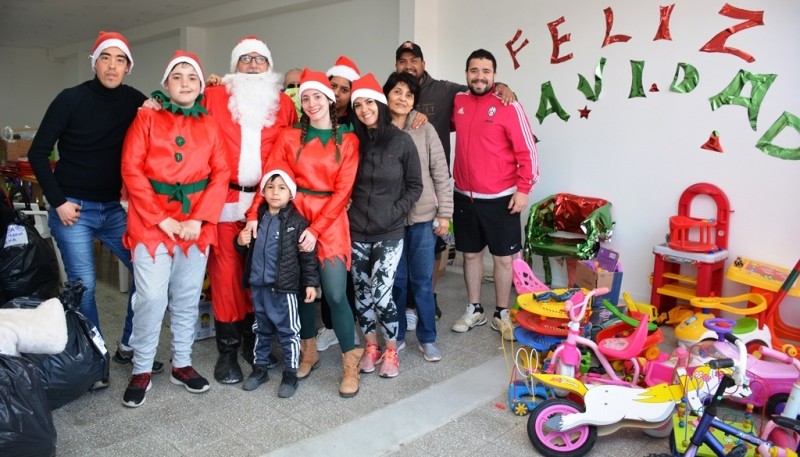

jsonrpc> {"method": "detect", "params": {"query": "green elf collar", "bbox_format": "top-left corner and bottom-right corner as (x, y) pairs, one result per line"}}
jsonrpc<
(294, 123), (352, 145)
(151, 90), (208, 118)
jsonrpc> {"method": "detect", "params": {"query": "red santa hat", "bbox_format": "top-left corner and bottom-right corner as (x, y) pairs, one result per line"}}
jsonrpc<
(350, 73), (387, 106)
(260, 163), (297, 199)
(161, 50), (206, 93)
(298, 68), (335, 104)
(230, 35), (273, 72)
(326, 55), (361, 82)
(90, 31), (133, 73)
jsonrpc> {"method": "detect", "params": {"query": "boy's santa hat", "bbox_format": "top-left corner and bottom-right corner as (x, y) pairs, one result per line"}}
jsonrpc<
(326, 55), (361, 83)
(161, 50), (206, 93)
(230, 35), (273, 72)
(260, 163), (297, 199)
(350, 73), (387, 106)
(90, 31), (133, 73)
(298, 68), (335, 104)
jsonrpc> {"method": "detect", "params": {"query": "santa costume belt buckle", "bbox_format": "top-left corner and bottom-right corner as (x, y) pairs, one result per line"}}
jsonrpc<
(229, 182), (257, 193)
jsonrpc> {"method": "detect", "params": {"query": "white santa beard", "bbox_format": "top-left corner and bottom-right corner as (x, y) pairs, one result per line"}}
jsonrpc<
(219, 72), (283, 222)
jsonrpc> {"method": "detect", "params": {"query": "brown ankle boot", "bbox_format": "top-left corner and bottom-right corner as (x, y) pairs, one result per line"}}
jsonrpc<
(297, 338), (320, 379)
(339, 347), (364, 398)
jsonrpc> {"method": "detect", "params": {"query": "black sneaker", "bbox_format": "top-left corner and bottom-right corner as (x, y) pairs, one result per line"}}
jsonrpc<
(277, 370), (298, 398)
(242, 364), (269, 391)
(122, 373), (152, 408)
(170, 366), (210, 393)
(113, 346), (164, 374)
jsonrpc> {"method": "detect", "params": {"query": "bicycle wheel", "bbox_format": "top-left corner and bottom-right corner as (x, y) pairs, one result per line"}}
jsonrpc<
(528, 398), (597, 457)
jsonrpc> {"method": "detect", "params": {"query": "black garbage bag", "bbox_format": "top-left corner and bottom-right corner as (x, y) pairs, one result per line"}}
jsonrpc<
(4, 281), (110, 409)
(0, 210), (59, 301)
(0, 354), (57, 457)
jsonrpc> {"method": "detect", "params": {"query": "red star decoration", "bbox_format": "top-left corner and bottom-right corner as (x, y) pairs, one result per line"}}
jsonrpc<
(578, 106), (591, 119)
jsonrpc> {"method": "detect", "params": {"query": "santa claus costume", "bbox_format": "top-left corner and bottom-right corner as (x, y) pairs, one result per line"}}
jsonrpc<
(121, 50), (230, 407)
(201, 36), (298, 384)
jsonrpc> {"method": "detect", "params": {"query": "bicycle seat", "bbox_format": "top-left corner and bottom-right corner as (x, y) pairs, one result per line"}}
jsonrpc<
(773, 416), (800, 434)
(597, 313), (649, 360)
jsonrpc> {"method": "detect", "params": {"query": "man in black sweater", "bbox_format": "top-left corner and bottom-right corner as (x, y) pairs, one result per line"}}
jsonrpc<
(28, 31), (162, 386)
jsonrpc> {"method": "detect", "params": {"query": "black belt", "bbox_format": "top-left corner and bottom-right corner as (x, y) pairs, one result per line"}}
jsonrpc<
(229, 182), (258, 193)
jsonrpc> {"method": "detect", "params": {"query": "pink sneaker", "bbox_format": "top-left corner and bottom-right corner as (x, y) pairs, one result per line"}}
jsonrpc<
(378, 347), (399, 378)
(359, 343), (382, 373)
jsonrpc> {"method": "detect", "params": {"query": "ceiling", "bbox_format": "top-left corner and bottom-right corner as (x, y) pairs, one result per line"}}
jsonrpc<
(0, 0), (242, 49)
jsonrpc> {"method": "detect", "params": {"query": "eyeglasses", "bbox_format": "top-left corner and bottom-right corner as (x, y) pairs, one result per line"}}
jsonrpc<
(285, 83), (299, 89)
(238, 55), (268, 65)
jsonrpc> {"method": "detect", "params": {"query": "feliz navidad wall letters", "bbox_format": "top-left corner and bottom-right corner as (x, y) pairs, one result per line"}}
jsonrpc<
(505, 3), (799, 160)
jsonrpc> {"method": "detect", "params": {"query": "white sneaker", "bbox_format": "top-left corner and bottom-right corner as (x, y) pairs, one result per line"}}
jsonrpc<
(405, 310), (418, 331)
(490, 308), (516, 341)
(315, 327), (339, 351)
(396, 340), (406, 351)
(451, 304), (487, 333)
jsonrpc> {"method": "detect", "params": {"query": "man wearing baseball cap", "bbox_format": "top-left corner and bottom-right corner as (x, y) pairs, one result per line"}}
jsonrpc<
(28, 31), (163, 388)
(395, 41), (515, 165)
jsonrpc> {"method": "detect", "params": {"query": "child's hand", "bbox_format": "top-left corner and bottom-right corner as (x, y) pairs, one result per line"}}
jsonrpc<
(238, 228), (252, 246)
(158, 217), (182, 241)
(304, 286), (317, 303)
(245, 220), (259, 239)
(179, 219), (202, 240)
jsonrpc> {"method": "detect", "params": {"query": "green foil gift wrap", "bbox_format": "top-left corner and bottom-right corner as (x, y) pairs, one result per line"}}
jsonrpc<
(523, 194), (615, 285)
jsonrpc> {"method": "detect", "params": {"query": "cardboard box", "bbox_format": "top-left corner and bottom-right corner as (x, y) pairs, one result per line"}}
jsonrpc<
(574, 260), (623, 305)
(1, 127), (36, 162)
(1, 138), (33, 162)
(195, 300), (216, 340)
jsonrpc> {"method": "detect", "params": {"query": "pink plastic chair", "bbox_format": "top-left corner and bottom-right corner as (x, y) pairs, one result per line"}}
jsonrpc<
(513, 256), (549, 295)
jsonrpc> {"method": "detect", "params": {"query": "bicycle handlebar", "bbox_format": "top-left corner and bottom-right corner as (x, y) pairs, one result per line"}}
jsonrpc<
(709, 358), (734, 369)
(566, 287), (609, 321)
(758, 345), (800, 372)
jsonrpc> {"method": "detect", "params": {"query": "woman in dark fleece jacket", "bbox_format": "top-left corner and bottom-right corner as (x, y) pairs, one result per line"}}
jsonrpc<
(348, 73), (422, 379)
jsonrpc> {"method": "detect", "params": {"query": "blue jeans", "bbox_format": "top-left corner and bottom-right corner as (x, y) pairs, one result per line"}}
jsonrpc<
(393, 222), (436, 344)
(48, 198), (135, 345)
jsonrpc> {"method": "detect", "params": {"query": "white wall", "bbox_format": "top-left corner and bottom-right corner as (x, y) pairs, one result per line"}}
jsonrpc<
(414, 0), (800, 309)
(0, 47), (67, 128)
(203, 0), (398, 82)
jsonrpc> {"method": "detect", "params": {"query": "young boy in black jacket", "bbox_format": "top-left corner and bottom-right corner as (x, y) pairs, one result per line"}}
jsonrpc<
(235, 164), (319, 397)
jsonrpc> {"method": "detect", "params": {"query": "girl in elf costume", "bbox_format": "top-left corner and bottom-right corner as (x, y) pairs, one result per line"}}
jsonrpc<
(120, 50), (230, 408)
(246, 68), (362, 397)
